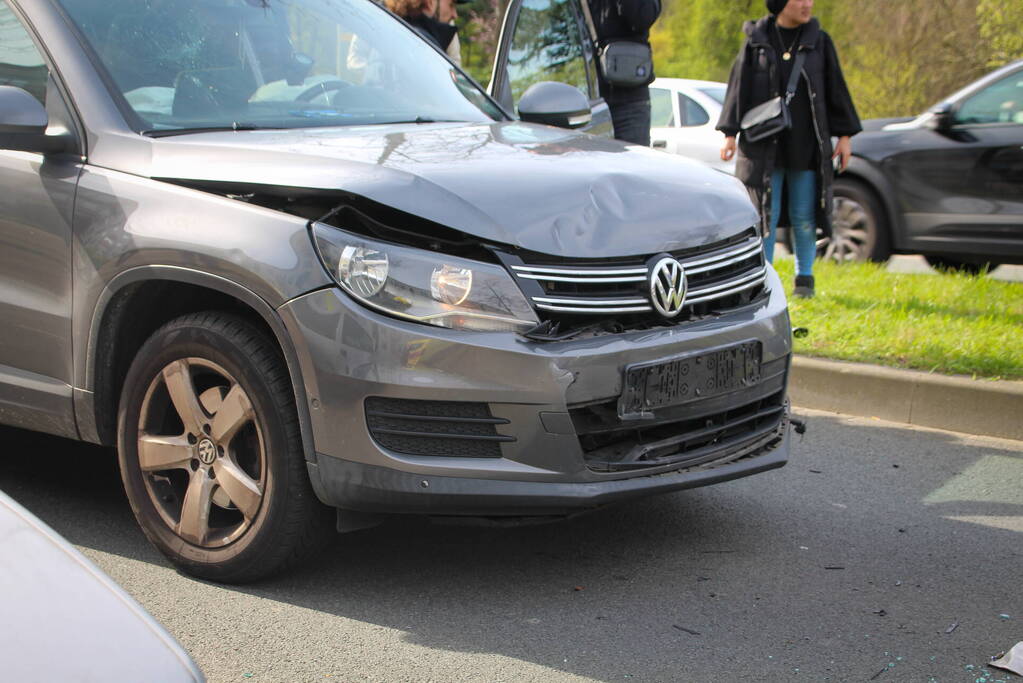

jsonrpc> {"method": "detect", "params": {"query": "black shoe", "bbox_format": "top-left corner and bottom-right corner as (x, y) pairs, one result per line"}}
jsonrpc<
(793, 275), (815, 298)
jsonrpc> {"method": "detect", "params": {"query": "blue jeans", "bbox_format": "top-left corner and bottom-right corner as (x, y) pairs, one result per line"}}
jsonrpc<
(766, 168), (817, 277)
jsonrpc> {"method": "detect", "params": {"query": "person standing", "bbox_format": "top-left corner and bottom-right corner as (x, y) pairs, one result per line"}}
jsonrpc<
(435, 0), (470, 66)
(386, 0), (457, 52)
(717, 0), (860, 298)
(588, 0), (661, 146)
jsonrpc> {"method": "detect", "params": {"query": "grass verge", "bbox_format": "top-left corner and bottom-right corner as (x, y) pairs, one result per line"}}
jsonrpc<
(773, 258), (1023, 380)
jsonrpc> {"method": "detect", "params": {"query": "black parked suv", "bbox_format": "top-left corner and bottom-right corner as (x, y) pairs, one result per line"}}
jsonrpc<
(827, 60), (1023, 272)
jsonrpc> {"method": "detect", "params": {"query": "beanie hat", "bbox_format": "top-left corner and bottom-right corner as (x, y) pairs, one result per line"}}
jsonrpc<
(766, 0), (787, 14)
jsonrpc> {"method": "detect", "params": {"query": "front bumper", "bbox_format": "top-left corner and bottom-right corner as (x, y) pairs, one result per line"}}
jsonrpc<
(308, 431), (788, 515)
(278, 266), (792, 516)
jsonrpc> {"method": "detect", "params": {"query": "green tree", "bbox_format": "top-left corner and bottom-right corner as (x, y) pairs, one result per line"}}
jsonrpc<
(649, 0), (1011, 120)
(458, 0), (510, 86)
(977, 0), (1023, 67)
(651, 0), (837, 83)
(650, 0), (757, 82)
(832, 0), (989, 118)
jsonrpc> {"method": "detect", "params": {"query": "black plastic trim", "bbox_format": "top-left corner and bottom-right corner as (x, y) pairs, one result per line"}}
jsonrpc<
(365, 410), (509, 426)
(311, 429), (789, 516)
(370, 428), (516, 443)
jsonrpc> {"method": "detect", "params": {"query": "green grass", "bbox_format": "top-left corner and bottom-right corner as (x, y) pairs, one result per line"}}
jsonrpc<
(773, 258), (1023, 380)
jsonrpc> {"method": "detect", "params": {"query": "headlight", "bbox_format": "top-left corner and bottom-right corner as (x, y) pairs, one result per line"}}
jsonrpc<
(338, 245), (389, 297)
(312, 222), (539, 332)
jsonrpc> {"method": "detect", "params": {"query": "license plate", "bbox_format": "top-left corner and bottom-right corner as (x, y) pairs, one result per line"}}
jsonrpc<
(618, 342), (762, 417)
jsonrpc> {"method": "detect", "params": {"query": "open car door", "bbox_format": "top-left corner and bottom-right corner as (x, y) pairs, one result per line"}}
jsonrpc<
(488, 0), (613, 137)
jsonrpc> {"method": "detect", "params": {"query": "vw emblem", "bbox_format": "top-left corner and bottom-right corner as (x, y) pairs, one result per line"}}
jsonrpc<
(649, 256), (687, 318)
(197, 438), (217, 465)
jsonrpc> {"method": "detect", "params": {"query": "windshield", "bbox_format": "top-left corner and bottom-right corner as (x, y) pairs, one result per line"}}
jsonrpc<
(697, 86), (727, 105)
(58, 0), (504, 132)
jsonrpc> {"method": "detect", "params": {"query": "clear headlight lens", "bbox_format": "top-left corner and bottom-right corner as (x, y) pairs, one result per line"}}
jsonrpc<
(338, 246), (389, 297)
(312, 222), (539, 332)
(430, 265), (473, 305)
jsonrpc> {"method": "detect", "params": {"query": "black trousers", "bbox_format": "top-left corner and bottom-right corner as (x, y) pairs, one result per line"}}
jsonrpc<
(609, 98), (651, 146)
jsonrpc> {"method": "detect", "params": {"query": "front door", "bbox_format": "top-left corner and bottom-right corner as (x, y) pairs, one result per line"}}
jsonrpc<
(0, 2), (81, 437)
(889, 65), (1023, 261)
(489, 0), (612, 137)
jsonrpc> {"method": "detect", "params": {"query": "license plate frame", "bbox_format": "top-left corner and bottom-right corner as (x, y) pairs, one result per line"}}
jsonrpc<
(618, 341), (763, 418)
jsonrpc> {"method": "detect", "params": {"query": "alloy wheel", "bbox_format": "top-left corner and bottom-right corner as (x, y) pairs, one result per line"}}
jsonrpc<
(823, 196), (874, 262)
(137, 358), (266, 548)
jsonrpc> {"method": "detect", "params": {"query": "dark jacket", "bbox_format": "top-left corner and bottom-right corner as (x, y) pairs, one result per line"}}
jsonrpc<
(405, 13), (457, 51)
(716, 16), (861, 237)
(588, 0), (661, 104)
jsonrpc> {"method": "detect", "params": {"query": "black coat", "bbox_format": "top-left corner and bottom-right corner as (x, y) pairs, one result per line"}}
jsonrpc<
(717, 16), (861, 237)
(588, 0), (661, 104)
(405, 13), (457, 51)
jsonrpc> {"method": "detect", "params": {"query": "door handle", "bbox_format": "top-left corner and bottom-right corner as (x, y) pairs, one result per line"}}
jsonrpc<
(652, 140), (666, 149)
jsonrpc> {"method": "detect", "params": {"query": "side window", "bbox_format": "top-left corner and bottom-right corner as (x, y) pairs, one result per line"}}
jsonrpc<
(956, 70), (1023, 126)
(0, 3), (48, 105)
(650, 87), (674, 127)
(506, 0), (588, 105)
(680, 94), (709, 127)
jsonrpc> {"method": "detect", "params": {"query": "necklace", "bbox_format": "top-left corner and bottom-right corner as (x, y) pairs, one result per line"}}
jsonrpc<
(775, 23), (801, 61)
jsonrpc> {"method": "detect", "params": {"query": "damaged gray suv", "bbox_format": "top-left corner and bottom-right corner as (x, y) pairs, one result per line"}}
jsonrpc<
(1, 0), (792, 581)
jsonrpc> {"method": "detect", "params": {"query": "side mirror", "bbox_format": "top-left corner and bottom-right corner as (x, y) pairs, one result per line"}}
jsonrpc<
(0, 86), (71, 154)
(925, 102), (955, 131)
(517, 82), (592, 130)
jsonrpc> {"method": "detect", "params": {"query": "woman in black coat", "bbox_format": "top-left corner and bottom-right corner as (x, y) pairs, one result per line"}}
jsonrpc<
(717, 0), (860, 298)
(386, 0), (457, 52)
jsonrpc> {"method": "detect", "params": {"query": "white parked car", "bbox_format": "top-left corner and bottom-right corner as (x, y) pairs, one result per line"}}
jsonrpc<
(649, 78), (734, 173)
(0, 489), (204, 681)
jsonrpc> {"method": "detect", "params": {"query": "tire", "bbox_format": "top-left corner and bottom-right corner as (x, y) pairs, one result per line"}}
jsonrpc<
(117, 312), (333, 583)
(924, 255), (1001, 275)
(822, 178), (891, 263)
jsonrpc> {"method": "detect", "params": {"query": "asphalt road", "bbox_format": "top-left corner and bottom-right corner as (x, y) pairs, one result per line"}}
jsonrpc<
(1, 411), (1021, 682)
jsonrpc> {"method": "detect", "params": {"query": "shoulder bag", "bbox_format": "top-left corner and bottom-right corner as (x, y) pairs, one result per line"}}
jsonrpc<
(599, 40), (653, 88)
(740, 50), (805, 143)
(579, 0), (654, 88)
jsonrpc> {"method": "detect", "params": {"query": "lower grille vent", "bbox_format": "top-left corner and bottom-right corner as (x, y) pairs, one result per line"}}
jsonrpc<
(571, 358), (788, 472)
(365, 397), (512, 458)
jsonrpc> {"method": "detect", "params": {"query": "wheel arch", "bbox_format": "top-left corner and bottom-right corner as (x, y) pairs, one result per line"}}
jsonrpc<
(838, 157), (904, 251)
(76, 266), (318, 466)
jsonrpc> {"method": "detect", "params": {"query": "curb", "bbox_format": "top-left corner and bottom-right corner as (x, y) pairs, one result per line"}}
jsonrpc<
(789, 356), (1023, 441)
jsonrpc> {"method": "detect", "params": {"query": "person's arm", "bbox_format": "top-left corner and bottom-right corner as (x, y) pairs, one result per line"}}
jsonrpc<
(716, 44), (745, 139)
(616, 0), (660, 33)
(822, 32), (861, 138)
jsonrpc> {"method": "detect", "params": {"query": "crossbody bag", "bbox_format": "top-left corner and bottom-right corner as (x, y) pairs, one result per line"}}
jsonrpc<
(740, 50), (806, 143)
(579, 0), (655, 88)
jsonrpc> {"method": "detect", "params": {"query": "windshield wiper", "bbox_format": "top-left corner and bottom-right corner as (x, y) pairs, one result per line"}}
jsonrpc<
(374, 117), (466, 125)
(142, 123), (279, 138)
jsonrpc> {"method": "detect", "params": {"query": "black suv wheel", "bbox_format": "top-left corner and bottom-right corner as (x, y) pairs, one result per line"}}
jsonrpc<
(117, 312), (332, 583)
(823, 178), (891, 263)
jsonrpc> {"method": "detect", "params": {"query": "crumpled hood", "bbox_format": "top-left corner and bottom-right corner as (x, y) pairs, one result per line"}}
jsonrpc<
(149, 121), (758, 259)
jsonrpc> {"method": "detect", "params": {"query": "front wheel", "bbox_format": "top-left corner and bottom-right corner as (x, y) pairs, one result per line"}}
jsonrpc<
(822, 179), (891, 263)
(117, 312), (332, 583)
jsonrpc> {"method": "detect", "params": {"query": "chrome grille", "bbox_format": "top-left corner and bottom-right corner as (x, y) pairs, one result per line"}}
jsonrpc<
(509, 230), (766, 317)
